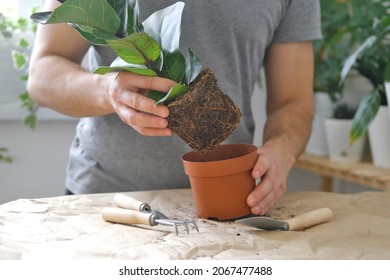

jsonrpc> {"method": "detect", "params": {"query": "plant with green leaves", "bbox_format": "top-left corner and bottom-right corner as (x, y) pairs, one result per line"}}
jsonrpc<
(0, 10), (39, 129)
(332, 102), (357, 120)
(31, 0), (203, 105)
(1, 9), (39, 163)
(314, 0), (352, 102)
(385, 59), (390, 83)
(339, 8), (390, 144)
(31, 0), (241, 153)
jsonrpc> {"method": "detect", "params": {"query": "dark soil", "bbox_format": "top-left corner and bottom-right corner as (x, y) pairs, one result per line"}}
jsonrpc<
(167, 67), (242, 154)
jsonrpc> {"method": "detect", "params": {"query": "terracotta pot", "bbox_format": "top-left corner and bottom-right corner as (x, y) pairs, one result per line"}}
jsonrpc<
(182, 143), (258, 221)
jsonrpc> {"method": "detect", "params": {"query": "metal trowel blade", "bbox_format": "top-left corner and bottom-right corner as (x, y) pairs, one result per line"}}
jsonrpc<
(235, 216), (289, 231)
(235, 208), (333, 231)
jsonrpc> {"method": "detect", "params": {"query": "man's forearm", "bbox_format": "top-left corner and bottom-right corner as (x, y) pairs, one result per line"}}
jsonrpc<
(262, 97), (313, 165)
(28, 54), (114, 117)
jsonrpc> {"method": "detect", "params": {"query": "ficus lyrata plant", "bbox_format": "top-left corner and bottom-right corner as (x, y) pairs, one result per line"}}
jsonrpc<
(30, 0), (203, 105)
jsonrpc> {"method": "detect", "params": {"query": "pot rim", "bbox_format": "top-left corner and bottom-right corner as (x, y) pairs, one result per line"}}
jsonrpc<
(182, 143), (258, 177)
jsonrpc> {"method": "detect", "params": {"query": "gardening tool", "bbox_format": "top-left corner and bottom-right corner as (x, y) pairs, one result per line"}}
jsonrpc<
(235, 207), (333, 231)
(101, 194), (199, 235)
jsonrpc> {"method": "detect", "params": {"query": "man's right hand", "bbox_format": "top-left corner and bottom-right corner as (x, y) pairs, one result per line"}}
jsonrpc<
(28, 0), (176, 137)
(107, 71), (177, 136)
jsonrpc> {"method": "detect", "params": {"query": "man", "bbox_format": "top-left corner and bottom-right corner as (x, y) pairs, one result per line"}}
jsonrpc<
(28, 0), (321, 215)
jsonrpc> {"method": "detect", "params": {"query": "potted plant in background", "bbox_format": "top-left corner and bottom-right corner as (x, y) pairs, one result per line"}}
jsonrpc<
(385, 63), (390, 120)
(0, 10), (38, 129)
(0, 9), (39, 163)
(339, 5), (390, 168)
(306, 0), (351, 156)
(325, 102), (366, 164)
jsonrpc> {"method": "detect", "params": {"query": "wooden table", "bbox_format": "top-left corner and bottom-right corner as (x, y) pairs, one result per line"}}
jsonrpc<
(1, 189), (390, 260)
(295, 153), (390, 192)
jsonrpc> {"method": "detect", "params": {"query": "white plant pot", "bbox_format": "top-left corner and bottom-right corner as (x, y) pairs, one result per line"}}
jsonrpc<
(386, 82), (390, 120)
(325, 119), (366, 164)
(305, 92), (334, 156)
(368, 106), (390, 168)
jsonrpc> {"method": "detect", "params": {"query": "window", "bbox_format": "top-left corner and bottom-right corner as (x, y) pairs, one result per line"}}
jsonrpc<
(0, 1), (19, 16)
(1, 0), (43, 18)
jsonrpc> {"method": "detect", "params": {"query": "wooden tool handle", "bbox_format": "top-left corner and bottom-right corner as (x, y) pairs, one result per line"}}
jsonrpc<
(113, 194), (151, 212)
(286, 207), (333, 231)
(101, 207), (154, 226)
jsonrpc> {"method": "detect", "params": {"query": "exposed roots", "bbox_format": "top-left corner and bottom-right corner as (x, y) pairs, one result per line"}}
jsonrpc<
(168, 67), (242, 154)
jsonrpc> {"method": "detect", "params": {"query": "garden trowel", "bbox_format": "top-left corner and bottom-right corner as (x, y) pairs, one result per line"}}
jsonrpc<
(235, 207), (332, 231)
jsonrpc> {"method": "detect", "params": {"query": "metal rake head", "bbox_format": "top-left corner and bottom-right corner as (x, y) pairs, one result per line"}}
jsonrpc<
(156, 219), (199, 236)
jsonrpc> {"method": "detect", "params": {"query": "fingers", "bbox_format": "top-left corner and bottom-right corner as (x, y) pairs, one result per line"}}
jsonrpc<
(115, 102), (172, 136)
(252, 152), (269, 180)
(116, 71), (176, 94)
(113, 85), (169, 118)
(107, 72), (176, 136)
(247, 153), (287, 215)
(247, 176), (286, 215)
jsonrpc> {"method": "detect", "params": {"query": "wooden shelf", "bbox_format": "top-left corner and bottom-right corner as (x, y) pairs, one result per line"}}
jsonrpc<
(295, 153), (390, 192)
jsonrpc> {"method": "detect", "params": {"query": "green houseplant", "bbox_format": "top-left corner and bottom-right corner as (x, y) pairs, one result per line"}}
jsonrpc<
(338, 2), (390, 144)
(338, 0), (390, 168)
(30, 0), (241, 154)
(0, 10), (39, 129)
(314, 0), (352, 102)
(0, 9), (39, 164)
(306, 0), (353, 156)
(310, 0), (390, 160)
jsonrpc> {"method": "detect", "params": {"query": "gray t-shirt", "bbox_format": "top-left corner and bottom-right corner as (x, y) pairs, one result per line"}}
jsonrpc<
(66, 0), (322, 194)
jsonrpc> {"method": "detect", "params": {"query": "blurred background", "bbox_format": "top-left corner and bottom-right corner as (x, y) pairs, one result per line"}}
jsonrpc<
(1, 0), (385, 204)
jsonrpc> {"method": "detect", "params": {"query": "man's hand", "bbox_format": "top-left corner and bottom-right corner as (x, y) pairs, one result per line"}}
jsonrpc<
(247, 142), (296, 215)
(108, 72), (177, 136)
(246, 40), (315, 215)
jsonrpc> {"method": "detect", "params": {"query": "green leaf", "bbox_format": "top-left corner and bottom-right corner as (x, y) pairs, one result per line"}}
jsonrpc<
(185, 47), (203, 85)
(160, 49), (186, 83)
(350, 91), (381, 144)
(384, 63), (390, 82)
(142, 2), (185, 53)
(127, 0), (142, 34)
(29, 11), (50, 24)
(141, 2), (197, 84)
(19, 38), (29, 48)
(19, 92), (39, 129)
(72, 26), (108, 45)
(23, 114), (38, 130)
(94, 66), (157, 76)
(107, 0), (128, 37)
(18, 92), (36, 112)
(146, 90), (166, 102)
(106, 33), (160, 65)
(0, 147), (13, 164)
(30, 0), (121, 35)
(73, 24), (119, 45)
(20, 74), (29, 81)
(340, 36), (377, 85)
(12, 50), (27, 70)
(155, 84), (187, 106)
(152, 50), (164, 72)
